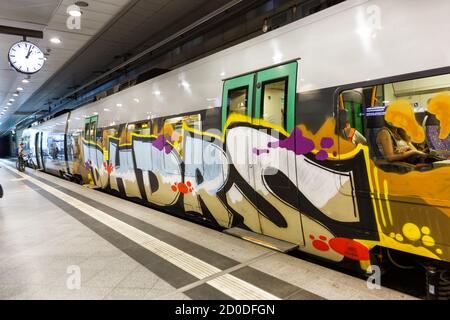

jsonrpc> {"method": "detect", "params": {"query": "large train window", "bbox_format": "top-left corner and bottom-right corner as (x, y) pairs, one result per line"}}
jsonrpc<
(47, 133), (64, 161)
(102, 127), (118, 149)
(339, 73), (450, 173)
(162, 114), (201, 175)
(163, 114), (201, 158)
(261, 78), (287, 128)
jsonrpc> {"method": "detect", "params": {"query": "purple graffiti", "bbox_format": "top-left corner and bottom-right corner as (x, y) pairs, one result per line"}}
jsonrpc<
(315, 150), (329, 161)
(268, 128), (315, 155)
(321, 137), (334, 149)
(84, 160), (92, 170)
(152, 135), (173, 154)
(253, 148), (270, 156)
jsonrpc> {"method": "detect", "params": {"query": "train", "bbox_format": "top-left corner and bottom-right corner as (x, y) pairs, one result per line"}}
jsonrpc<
(20, 0), (450, 296)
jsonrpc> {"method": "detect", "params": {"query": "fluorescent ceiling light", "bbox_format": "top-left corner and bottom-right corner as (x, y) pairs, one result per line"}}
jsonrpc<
(69, 8), (82, 17)
(50, 37), (62, 44)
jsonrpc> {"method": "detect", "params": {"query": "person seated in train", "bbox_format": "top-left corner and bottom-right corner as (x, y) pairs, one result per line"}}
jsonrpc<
(342, 120), (367, 145)
(376, 121), (436, 165)
(338, 110), (367, 145)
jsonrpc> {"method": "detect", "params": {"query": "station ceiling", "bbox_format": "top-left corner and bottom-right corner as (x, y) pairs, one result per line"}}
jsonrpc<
(0, 0), (233, 134)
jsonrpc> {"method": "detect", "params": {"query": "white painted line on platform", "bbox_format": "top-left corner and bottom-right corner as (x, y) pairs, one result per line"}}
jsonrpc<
(2, 163), (280, 300)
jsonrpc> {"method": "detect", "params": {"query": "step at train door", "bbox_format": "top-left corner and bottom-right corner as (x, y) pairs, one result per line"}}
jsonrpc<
(253, 61), (304, 245)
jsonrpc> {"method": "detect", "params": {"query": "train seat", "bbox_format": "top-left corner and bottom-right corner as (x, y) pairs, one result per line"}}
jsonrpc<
(424, 115), (450, 159)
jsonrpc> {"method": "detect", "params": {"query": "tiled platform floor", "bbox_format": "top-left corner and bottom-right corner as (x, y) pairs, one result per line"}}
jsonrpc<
(0, 160), (416, 300)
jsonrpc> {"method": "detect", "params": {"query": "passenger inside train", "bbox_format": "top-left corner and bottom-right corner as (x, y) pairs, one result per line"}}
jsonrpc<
(376, 121), (432, 165)
(340, 73), (450, 172)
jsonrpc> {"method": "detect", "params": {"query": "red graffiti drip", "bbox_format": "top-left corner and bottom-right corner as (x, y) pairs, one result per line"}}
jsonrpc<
(313, 240), (330, 252)
(103, 162), (114, 174)
(329, 238), (370, 261)
(310, 235), (330, 252)
(171, 182), (194, 194)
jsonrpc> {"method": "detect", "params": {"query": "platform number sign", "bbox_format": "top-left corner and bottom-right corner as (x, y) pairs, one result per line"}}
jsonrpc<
(8, 41), (45, 74)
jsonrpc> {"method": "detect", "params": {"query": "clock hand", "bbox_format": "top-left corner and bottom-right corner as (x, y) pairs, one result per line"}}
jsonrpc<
(26, 47), (32, 59)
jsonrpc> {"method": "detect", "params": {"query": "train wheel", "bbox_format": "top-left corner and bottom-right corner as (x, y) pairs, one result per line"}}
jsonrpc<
(425, 264), (450, 300)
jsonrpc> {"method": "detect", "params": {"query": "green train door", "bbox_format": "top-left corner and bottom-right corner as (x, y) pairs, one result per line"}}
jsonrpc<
(83, 115), (98, 186)
(222, 73), (266, 233)
(253, 61), (304, 245)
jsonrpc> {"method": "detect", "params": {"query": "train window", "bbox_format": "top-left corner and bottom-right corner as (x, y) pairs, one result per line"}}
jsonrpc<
(128, 121), (151, 136)
(90, 120), (97, 141)
(67, 132), (81, 163)
(84, 122), (90, 140)
(228, 86), (248, 115)
(261, 78), (287, 128)
(163, 114), (201, 161)
(47, 133), (64, 161)
(339, 73), (450, 173)
(102, 127), (118, 150)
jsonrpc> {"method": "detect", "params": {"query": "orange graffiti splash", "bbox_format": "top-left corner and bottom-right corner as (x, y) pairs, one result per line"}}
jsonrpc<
(428, 93), (450, 140)
(385, 101), (425, 143)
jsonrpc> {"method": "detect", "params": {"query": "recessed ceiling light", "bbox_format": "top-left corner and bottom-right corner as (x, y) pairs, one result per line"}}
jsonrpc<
(50, 37), (62, 44)
(22, 79), (30, 84)
(9, 99), (15, 102)
(116, 103), (122, 107)
(13, 93), (19, 97)
(17, 87), (23, 91)
(7, 103), (12, 106)
(68, 7), (82, 17)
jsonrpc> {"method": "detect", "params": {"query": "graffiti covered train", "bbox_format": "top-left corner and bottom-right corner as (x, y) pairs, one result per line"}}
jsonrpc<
(21, 0), (450, 292)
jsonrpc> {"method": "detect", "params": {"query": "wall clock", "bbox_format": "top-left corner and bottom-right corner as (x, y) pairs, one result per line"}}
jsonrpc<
(8, 41), (45, 74)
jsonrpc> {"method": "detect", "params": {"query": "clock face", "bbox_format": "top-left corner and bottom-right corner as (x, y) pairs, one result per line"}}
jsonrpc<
(8, 41), (45, 74)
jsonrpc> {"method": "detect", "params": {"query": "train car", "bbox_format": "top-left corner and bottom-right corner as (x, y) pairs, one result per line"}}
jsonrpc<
(21, 0), (450, 295)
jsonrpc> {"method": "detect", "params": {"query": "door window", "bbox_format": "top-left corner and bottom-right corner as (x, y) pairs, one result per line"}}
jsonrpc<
(261, 78), (288, 128)
(228, 86), (249, 115)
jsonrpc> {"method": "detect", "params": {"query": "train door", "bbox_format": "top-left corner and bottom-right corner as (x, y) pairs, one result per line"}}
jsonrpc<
(252, 61), (304, 245)
(83, 115), (98, 186)
(222, 74), (265, 234)
(35, 132), (42, 169)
